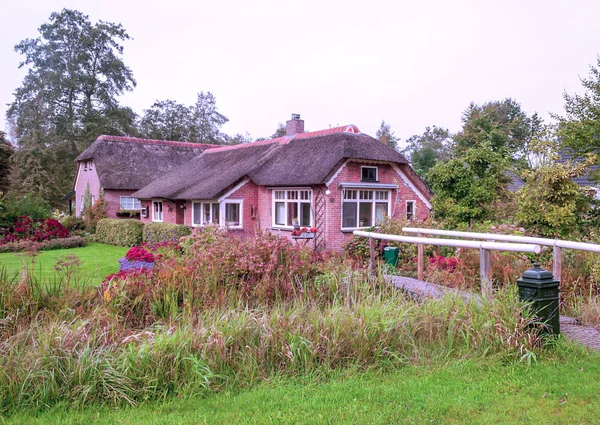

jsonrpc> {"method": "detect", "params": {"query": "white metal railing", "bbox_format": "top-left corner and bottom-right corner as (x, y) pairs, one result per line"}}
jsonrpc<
(353, 230), (541, 299)
(402, 227), (600, 280)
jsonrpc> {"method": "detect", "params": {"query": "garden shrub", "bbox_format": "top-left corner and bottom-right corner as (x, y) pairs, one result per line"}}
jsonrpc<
(0, 216), (70, 245)
(0, 236), (87, 253)
(96, 219), (143, 246)
(83, 197), (108, 233)
(143, 222), (191, 245)
(0, 193), (51, 226)
(60, 215), (85, 232)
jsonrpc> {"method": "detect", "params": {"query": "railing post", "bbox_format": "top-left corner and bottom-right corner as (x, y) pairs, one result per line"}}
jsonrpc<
(553, 245), (562, 281)
(369, 236), (375, 274)
(417, 232), (424, 281)
(480, 248), (492, 299)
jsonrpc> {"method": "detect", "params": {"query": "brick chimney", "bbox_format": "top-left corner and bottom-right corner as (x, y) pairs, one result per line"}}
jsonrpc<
(286, 114), (304, 136)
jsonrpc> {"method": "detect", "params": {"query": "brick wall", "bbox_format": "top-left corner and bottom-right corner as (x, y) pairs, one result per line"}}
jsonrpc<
(139, 199), (182, 224)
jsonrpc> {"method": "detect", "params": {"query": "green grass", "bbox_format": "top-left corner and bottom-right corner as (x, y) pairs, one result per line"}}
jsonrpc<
(5, 352), (600, 425)
(0, 242), (127, 286)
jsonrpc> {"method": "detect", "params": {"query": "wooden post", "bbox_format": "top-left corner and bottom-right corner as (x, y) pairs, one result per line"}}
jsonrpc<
(553, 245), (562, 281)
(480, 248), (492, 299)
(369, 237), (375, 275)
(417, 232), (424, 281)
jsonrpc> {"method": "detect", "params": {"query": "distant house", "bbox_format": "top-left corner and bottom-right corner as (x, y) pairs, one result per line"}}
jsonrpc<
(73, 135), (217, 218)
(557, 149), (600, 198)
(131, 115), (432, 251)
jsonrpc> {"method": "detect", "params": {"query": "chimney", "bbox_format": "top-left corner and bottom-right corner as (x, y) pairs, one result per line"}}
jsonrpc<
(285, 113), (304, 136)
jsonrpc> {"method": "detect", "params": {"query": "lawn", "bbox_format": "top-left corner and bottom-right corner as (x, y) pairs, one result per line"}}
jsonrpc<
(5, 352), (600, 425)
(0, 242), (127, 286)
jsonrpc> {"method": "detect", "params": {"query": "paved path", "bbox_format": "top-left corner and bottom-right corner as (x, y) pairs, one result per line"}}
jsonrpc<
(386, 275), (600, 353)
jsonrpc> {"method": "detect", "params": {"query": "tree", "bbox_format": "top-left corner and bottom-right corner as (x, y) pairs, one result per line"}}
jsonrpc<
(376, 120), (399, 150)
(453, 99), (542, 167)
(428, 144), (510, 226)
(403, 126), (452, 179)
(7, 9), (136, 205)
(516, 156), (594, 237)
(556, 57), (600, 156)
(139, 100), (193, 141)
(0, 132), (13, 194)
(189, 91), (229, 144)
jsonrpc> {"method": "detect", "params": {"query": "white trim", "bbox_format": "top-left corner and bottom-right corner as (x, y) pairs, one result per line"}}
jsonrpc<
(339, 182), (398, 189)
(325, 159), (350, 187)
(406, 200), (416, 220)
(360, 165), (378, 182)
(221, 199), (243, 229)
(340, 188), (391, 230)
(152, 200), (164, 222)
(218, 177), (250, 202)
(271, 188), (313, 229)
(191, 200), (220, 227)
(391, 164), (432, 209)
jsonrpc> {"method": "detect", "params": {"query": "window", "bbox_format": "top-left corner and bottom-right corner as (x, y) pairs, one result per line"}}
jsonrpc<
(272, 189), (312, 227)
(361, 166), (378, 182)
(192, 202), (220, 226)
(120, 197), (141, 210)
(223, 201), (242, 228)
(342, 189), (389, 229)
(406, 201), (415, 220)
(88, 160), (93, 170)
(83, 161), (87, 171)
(153, 201), (163, 222)
(80, 196), (85, 212)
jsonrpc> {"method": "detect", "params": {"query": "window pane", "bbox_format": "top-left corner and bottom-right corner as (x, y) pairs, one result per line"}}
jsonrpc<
(133, 198), (141, 209)
(212, 203), (220, 224)
(275, 202), (285, 225)
(375, 191), (388, 200)
(225, 203), (240, 225)
(193, 203), (202, 225)
(287, 190), (298, 200)
(343, 190), (357, 200)
(300, 190), (311, 200)
(406, 201), (414, 220)
(359, 202), (372, 227)
(275, 190), (285, 200)
(375, 203), (387, 225)
(342, 202), (357, 228)
(287, 202), (298, 226)
(362, 167), (377, 181)
(300, 202), (311, 227)
(359, 190), (373, 200)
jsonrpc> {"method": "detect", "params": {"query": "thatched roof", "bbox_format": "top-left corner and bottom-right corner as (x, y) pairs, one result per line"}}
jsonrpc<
(133, 126), (429, 201)
(75, 135), (218, 190)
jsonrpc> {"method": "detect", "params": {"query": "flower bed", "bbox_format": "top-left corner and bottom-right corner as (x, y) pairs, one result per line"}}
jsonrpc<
(0, 216), (73, 251)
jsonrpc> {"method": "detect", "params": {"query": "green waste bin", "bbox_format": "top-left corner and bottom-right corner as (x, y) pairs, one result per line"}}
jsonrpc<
(383, 246), (399, 267)
(516, 262), (560, 335)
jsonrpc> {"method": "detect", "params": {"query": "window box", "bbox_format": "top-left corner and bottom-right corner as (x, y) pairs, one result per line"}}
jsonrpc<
(116, 209), (141, 218)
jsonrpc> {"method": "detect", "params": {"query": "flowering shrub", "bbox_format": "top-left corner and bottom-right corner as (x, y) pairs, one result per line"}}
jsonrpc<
(344, 228), (387, 266)
(125, 246), (156, 263)
(0, 216), (70, 247)
(428, 255), (460, 272)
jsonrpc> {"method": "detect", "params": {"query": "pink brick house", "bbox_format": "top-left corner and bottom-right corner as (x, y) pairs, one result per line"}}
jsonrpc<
(132, 116), (431, 251)
(73, 135), (217, 218)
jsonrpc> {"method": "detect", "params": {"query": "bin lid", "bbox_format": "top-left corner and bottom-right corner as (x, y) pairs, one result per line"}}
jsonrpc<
(384, 246), (399, 251)
(520, 262), (554, 281)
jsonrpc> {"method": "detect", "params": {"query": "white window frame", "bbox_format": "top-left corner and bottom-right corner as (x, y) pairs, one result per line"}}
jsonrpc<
(80, 195), (85, 212)
(88, 160), (93, 170)
(406, 200), (416, 221)
(271, 188), (313, 229)
(191, 201), (221, 227)
(341, 189), (390, 230)
(120, 196), (141, 210)
(361, 166), (378, 182)
(152, 200), (164, 222)
(222, 199), (243, 229)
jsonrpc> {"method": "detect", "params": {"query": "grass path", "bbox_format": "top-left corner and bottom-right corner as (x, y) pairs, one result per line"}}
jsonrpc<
(5, 354), (600, 425)
(0, 242), (127, 286)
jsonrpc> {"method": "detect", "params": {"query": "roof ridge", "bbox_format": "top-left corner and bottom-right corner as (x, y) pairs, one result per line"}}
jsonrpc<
(203, 124), (361, 154)
(96, 135), (220, 149)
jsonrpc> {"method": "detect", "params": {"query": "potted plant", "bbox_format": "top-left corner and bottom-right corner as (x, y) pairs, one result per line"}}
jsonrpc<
(292, 218), (300, 230)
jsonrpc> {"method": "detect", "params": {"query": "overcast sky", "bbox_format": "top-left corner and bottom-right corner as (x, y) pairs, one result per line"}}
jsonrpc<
(1, 0), (599, 146)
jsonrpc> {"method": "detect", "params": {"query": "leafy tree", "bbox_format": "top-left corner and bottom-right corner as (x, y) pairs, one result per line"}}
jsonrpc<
(224, 132), (253, 145)
(7, 9), (136, 205)
(270, 123), (286, 138)
(454, 99), (542, 167)
(516, 156), (594, 237)
(139, 100), (192, 141)
(428, 144), (510, 226)
(403, 126), (452, 179)
(556, 57), (600, 156)
(0, 132), (13, 194)
(189, 91), (229, 144)
(376, 120), (399, 150)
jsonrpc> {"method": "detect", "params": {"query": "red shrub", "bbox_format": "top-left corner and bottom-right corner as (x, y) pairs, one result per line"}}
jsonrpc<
(125, 246), (156, 263)
(0, 216), (70, 246)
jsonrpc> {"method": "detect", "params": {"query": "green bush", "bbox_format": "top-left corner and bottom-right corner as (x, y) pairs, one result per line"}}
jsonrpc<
(60, 215), (85, 232)
(0, 193), (52, 226)
(143, 222), (191, 245)
(96, 219), (144, 246)
(0, 236), (87, 253)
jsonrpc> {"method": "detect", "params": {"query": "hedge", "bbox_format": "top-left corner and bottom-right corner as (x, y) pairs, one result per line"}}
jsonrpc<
(143, 222), (191, 245)
(0, 236), (87, 253)
(95, 219), (144, 247)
